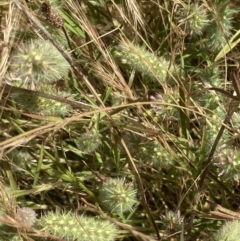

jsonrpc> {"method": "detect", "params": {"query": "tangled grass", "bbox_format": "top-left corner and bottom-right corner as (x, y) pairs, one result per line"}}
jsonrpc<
(1, 0), (240, 240)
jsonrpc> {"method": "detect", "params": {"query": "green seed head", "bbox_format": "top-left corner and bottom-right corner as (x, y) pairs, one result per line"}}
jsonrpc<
(183, 4), (209, 36)
(8, 39), (70, 87)
(206, 1), (237, 50)
(212, 220), (240, 241)
(115, 41), (178, 86)
(11, 88), (73, 117)
(75, 130), (102, 153)
(99, 178), (137, 214)
(37, 211), (119, 241)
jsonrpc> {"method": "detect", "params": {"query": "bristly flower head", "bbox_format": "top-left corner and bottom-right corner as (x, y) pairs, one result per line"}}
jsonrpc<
(75, 129), (102, 153)
(161, 210), (184, 229)
(136, 140), (174, 169)
(16, 207), (36, 227)
(98, 178), (137, 214)
(115, 41), (179, 87)
(206, 1), (238, 50)
(183, 4), (209, 36)
(11, 88), (73, 117)
(9, 39), (70, 87)
(214, 147), (240, 183)
(211, 220), (240, 241)
(37, 211), (119, 241)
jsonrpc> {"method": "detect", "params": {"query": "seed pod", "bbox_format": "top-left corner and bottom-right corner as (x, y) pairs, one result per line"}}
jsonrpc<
(41, 1), (64, 28)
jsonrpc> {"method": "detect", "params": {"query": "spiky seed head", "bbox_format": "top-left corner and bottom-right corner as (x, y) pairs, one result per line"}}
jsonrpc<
(37, 211), (119, 241)
(206, 2), (238, 50)
(137, 140), (174, 169)
(99, 178), (137, 214)
(11, 88), (73, 117)
(182, 4), (209, 36)
(75, 130), (102, 153)
(161, 210), (184, 226)
(115, 41), (178, 86)
(9, 39), (70, 87)
(212, 220), (240, 241)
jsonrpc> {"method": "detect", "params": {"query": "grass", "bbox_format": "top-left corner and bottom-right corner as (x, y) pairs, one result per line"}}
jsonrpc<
(1, 0), (240, 240)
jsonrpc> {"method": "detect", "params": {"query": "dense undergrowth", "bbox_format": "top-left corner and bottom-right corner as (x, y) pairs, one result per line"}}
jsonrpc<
(1, 0), (240, 240)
